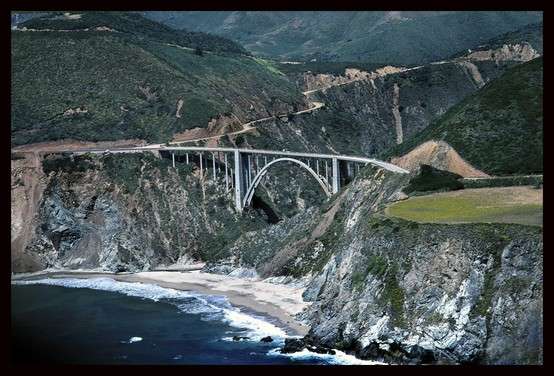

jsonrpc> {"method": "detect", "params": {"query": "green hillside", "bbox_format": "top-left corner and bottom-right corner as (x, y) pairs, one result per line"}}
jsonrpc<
(11, 13), (303, 146)
(18, 11), (246, 54)
(449, 22), (543, 59)
(145, 11), (542, 65)
(385, 57), (543, 175)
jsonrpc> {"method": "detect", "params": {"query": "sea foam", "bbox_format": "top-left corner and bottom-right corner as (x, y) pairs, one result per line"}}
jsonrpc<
(13, 277), (381, 365)
(12, 277), (286, 340)
(267, 348), (386, 365)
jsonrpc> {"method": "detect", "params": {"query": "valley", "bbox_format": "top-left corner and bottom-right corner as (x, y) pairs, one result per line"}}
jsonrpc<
(10, 11), (543, 365)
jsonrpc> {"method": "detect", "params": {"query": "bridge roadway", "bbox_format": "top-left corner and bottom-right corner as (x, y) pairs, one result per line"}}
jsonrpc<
(64, 145), (408, 211)
(70, 146), (409, 174)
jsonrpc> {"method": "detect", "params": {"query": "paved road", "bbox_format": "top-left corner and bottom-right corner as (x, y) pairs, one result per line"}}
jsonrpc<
(67, 145), (409, 174)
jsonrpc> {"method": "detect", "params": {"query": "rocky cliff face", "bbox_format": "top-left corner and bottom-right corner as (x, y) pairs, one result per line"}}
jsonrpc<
(11, 153), (543, 364)
(293, 169), (541, 364)
(275, 48), (539, 159)
(11, 152), (268, 273)
(300, 60), (519, 157)
(301, 216), (542, 364)
(200, 165), (543, 364)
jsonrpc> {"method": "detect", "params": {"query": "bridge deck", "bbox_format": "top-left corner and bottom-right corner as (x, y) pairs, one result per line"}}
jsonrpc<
(68, 146), (409, 174)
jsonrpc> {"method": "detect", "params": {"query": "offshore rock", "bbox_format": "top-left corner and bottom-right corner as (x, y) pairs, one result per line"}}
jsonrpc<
(281, 338), (306, 353)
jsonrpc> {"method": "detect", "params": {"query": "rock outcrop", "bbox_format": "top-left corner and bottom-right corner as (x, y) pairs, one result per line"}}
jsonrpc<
(460, 43), (540, 64)
(11, 153), (543, 364)
(292, 168), (543, 364)
(11, 152), (267, 272)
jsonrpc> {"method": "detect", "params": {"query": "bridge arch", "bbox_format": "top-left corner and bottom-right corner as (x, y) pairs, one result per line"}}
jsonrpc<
(242, 157), (332, 208)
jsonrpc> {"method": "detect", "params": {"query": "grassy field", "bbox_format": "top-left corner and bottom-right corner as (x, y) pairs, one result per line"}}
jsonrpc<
(386, 186), (542, 226)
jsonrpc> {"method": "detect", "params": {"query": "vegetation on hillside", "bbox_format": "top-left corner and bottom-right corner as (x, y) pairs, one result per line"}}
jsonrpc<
(384, 57), (543, 175)
(19, 12), (247, 54)
(449, 22), (543, 59)
(11, 14), (304, 146)
(404, 165), (464, 194)
(145, 11), (542, 65)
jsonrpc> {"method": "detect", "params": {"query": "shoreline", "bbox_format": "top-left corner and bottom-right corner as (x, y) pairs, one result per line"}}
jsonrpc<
(11, 270), (310, 337)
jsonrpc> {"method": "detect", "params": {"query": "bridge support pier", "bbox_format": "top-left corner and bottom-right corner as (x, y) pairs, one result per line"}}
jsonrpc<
(225, 153), (229, 192)
(212, 153), (216, 180)
(332, 157), (339, 194)
(199, 153), (203, 177)
(234, 150), (243, 212)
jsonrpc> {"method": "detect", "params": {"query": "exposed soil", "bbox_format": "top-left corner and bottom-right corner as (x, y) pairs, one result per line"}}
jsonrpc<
(11, 153), (46, 271)
(391, 140), (489, 178)
(12, 138), (148, 154)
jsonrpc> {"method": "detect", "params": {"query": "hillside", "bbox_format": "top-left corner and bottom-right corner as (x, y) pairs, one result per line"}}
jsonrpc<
(11, 12), (305, 146)
(17, 11), (246, 54)
(384, 57), (543, 175)
(144, 11), (542, 65)
(449, 22), (543, 59)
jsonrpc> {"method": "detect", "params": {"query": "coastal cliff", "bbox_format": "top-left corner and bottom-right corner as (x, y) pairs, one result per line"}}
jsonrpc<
(209, 165), (543, 364)
(11, 151), (543, 364)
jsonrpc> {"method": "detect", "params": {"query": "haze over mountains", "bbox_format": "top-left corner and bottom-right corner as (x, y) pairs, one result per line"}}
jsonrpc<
(144, 11), (542, 64)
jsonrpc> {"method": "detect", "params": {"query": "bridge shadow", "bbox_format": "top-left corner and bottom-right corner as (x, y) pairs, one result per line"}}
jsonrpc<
(159, 150), (281, 224)
(251, 195), (281, 224)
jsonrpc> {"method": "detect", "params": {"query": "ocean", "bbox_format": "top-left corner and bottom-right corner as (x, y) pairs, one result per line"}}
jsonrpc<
(11, 278), (379, 365)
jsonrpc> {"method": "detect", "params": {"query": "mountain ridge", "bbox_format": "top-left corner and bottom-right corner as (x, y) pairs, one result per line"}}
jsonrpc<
(144, 11), (543, 65)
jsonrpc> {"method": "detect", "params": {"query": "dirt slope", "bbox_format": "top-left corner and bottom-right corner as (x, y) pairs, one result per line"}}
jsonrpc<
(391, 140), (489, 178)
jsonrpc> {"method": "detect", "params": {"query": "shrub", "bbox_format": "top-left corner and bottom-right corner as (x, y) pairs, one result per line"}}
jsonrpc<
(404, 164), (464, 194)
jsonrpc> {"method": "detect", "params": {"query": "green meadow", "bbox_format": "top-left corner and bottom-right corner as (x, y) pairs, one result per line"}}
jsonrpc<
(386, 187), (542, 226)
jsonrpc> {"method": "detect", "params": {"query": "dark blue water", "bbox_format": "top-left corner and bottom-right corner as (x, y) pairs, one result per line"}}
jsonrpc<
(11, 283), (325, 365)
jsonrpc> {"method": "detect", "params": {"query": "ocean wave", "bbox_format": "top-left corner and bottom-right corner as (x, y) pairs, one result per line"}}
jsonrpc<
(267, 348), (387, 365)
(12, 277), (287, 341)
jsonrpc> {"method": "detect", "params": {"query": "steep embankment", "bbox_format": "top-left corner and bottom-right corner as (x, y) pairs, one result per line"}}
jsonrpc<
(11, 153), (47, 271)
(391, 140), (489, 178)
(215, 166), (542, 364)
(11, 151), (543, 364)
(386, 57), (543, 176)
(11, 12), (307, 147)
(11, 152), (269, 273)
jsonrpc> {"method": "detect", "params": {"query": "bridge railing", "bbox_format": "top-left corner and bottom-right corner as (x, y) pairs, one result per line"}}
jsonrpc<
(56, 145), (408, 211)
(70, 146), (409, 174)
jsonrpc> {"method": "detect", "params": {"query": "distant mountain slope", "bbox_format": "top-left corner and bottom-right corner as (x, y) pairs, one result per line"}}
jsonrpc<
(449, 22), (543, 59)
(11, 12), (305, 146)
(17, 11), (246, 54)
(384, 57), (543, 176)
(144, 11), (542, 65)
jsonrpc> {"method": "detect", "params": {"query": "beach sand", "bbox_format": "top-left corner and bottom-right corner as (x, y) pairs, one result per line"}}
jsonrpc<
(12, 270), (311, 336)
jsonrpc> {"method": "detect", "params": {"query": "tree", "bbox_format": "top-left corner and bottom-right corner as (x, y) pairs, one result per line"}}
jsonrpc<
(194, 46), (204, 56)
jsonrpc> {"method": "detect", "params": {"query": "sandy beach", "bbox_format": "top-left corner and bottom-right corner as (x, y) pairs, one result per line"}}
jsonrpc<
(12, 270), (311, 336)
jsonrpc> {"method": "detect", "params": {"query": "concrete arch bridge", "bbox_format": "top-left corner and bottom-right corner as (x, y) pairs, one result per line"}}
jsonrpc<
(71, 146), (408, 211)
